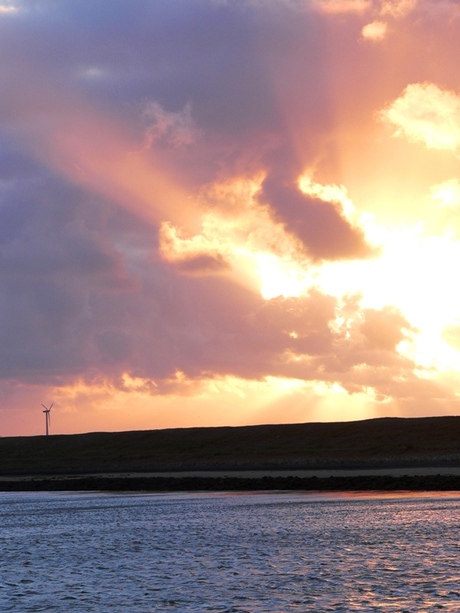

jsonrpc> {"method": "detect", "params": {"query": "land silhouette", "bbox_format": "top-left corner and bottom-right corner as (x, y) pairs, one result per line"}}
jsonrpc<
(1, 416), (460, 491)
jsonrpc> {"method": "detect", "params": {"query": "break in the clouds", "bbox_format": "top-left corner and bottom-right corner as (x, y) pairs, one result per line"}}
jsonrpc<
(0, 0), (460, 435)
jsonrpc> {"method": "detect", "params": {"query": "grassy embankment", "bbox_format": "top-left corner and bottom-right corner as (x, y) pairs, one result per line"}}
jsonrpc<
(1, 416), (460, 490)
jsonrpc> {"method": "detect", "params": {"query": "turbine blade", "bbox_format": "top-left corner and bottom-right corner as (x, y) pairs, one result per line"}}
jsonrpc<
(41, 404), (47, 410)
(49, 403), (54, 410)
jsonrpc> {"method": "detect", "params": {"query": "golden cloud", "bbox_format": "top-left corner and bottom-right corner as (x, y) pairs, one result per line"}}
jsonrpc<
(361, 20), (388, 41)
(379, 83), (460, 152)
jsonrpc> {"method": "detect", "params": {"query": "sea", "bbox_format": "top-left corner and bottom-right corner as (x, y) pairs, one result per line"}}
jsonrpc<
(1, 490), (460, 612)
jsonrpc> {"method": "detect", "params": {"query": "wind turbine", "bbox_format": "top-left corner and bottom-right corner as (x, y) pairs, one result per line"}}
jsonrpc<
(41, 403), (53, 436)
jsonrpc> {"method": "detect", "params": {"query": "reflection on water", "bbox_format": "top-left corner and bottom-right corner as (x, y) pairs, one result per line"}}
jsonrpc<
(1, 491), (460, 611)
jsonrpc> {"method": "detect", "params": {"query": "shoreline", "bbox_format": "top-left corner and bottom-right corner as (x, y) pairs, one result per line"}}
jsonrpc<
(2, 466), (460, 492)
(5, 465), (460, 481)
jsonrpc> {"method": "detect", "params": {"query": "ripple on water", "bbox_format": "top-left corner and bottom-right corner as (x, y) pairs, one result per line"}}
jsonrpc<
(1, 492), (460, 611)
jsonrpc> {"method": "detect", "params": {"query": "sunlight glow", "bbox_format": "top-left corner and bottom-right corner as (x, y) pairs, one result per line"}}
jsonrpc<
(255, 253), (312, 299)
(316, 222), (460, 370)
(430, 179), (460, 208)
(202, 168), (460, 380)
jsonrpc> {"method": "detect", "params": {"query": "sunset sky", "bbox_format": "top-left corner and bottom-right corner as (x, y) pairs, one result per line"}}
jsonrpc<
(1, 0), (460, 436)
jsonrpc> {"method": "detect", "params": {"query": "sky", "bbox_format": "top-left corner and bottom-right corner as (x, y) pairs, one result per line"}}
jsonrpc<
(1, 0), (460, 436)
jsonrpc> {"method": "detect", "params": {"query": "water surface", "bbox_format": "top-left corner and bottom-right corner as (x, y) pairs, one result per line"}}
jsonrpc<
(1, 491), (460, 611)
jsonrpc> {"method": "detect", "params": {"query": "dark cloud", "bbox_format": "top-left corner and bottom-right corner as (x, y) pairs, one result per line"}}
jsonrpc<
(260, 173), (374, 260)
(0, 176), (131, 280)
(172, 253), (231, 276)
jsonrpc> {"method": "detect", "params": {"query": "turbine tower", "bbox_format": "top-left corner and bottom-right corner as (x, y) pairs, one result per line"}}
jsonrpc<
(41, 403), (53, 436)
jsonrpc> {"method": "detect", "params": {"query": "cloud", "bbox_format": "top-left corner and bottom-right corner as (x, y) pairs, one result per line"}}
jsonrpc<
(143, 101), (201, 149)
(380, 83), (460, 152)
(172, 253), (231, 275)
(380, 0), (418, 17)
(159, 222), (231, 276)
(361, 0), (418, 42)
(260, 173), (375, 261)
(361, 20), (388, 40)
(360, 306), (415, 351)
(0, 4), (19, 15)
(0, 185), (418, 406)
(312, 0), (371, 13)
(0, 0), (458, 433)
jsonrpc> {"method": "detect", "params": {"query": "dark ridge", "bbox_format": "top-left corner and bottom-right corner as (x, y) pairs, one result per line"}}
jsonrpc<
(1, 416), (460, 476)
